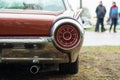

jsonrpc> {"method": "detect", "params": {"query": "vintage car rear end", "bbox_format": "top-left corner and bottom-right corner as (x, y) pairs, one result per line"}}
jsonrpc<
(0, 0), (84, 74)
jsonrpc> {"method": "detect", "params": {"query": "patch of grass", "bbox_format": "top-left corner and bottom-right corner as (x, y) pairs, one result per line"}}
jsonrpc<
(81, 46), (120, 54)
(85, 25), (120, 32)
(84, 26), (95, 31)
(79, 46), (120, 80)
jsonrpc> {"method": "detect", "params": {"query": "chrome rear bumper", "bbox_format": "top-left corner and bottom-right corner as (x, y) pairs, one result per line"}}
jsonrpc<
(0, 37), (69, 64)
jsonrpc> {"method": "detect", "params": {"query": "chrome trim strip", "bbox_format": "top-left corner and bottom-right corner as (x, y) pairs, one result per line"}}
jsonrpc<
(2, 57), (62, 61)
(1, 57), (66, 63)
(0, 38), (51, 43)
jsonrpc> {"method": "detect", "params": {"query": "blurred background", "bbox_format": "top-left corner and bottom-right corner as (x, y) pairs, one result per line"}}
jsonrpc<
(69, 0), (120, 28)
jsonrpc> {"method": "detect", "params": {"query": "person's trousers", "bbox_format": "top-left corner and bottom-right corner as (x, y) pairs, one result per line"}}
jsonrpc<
(95, 18), (105, 32)
(109, 18), (117, 32)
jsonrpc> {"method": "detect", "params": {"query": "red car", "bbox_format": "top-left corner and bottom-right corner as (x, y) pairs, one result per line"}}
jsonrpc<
(0, 0), (84, 74)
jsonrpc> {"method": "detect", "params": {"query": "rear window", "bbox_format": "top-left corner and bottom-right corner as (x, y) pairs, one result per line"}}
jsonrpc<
(0, 0), (65, 12)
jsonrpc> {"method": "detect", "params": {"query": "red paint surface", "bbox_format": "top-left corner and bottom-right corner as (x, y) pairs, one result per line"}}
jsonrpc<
(0, 11), (62, 36)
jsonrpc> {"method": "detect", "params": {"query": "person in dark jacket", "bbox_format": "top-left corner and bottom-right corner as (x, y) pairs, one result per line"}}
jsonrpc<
(109, 2), (118, 33)
(95, 1), (106, 32)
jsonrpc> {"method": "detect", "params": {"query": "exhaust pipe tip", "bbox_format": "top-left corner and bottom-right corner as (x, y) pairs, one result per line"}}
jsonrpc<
(30, 65), (40, 74)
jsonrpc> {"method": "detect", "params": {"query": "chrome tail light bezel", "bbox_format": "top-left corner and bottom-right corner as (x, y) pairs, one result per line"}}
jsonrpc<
(51, 18), (83, 51)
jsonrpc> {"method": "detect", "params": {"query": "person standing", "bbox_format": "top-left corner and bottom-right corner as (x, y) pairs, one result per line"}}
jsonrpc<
(95, 1), (106, 32)
(109, 2), (118, 33)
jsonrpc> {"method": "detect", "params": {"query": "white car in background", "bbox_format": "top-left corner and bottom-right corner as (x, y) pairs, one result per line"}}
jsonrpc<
(81, 17), (92, 28)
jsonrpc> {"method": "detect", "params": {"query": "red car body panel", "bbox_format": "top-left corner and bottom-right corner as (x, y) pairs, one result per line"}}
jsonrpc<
(0, 11), (63, 36)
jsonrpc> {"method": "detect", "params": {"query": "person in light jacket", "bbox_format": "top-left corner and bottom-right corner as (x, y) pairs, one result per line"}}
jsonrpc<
(109, 2), (118, 33)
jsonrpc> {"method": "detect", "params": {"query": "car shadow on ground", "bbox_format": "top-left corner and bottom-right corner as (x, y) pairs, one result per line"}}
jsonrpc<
(0, 64), (74, 80)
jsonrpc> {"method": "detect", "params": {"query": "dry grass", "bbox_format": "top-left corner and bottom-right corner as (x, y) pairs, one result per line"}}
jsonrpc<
(78, 46), (120, 80)
(85, 25), (120, 32)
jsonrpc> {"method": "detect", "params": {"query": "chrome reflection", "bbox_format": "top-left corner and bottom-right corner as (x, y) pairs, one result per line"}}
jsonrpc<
(0, 37), (69, 63)
(51, 18), (84, 51)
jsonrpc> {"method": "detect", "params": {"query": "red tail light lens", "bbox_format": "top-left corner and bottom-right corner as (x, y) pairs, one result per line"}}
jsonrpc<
(54, 23), (80, 50)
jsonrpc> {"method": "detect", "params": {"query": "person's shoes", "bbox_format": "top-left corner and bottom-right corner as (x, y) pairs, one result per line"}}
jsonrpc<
(95, 30), (99, 32)
(101, 29), (106, 32)
(104, 29), (106, 31)
(114, 31), (117, 33)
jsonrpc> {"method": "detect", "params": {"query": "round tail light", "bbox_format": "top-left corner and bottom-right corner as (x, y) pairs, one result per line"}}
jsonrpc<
(54, 23), (80, 50)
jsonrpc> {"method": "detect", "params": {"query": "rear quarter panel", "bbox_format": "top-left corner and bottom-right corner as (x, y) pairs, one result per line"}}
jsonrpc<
(0, 11), (57, 36)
